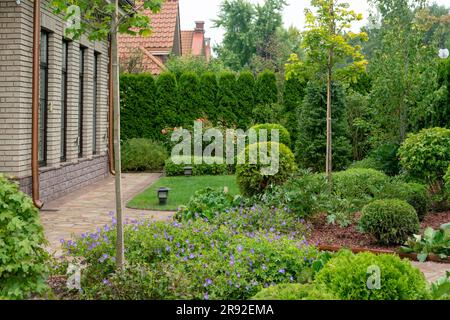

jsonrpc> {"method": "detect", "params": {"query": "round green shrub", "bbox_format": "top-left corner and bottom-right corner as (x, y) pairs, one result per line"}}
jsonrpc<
(250, 124), (291, 148)
(315, 250), (430, 300)
(121, 139), (169, 172)
(359, 199), (420, 245)
(398, 127), (450, 185)
(375, 182), (431, 221)
(0, 174), (49, 299)
(236, 142), (297, 197)
(251, 283), (336, 300)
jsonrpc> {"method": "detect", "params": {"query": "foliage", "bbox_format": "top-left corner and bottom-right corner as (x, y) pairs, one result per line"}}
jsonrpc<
(250, 124), (291, 147)
(165, 55), (226, 79)
(359, 199), (420, 245)
(236, 142), (297, 197)
(351, 143), (401, 176)
(120, 74), (157, 141)
(61, 218), (317, 300)
(375, 182), (431, 221)
(430, 272), (450, 300)
(445, 165), (450, 197)
(235, 71), (255, 129)
(217, 72), (238, 126)
(400, 223), (450, 262)
(178, 72), (201, 125)
(398, 127), (450, 186)
(251, 283), (336, 300)
(251, 103), (283, 125)
(255, 70), (278, 105)
(165, 156), (231, 177)
(296, 81), (351, 171)
(315, 250), (430, 300)
(199, 72), (219, 124)
(121, 139), (168, 172)
(175, 188), (239, 221)
(0, 174), (49, 299)
(282, 77), (306, 149)
(155, 72), (180, 135)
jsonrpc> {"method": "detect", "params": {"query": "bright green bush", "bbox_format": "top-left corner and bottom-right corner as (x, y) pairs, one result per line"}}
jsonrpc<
(332, 169), (390, 210)
(120, 74), (157, 141)
(165, 156), (231, 176)
(62, 219), (317, 300)
(444, 165), (450, 196)
(0, 174), (49, 299)
(251, 283), (336, 300)
(235, 71), (255, 129)
(236, 142), (297, 197)
(315, 250), (429, 300)
(375, 182), (431, 221)
(359, 199), (420, 245)
(398, 127), (450, 185)
(121, 139), (168, 172)
(250, 124), (291, 147)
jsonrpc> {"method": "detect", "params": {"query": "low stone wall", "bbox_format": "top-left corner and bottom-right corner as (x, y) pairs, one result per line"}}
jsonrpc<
(19, 155), (110, 203)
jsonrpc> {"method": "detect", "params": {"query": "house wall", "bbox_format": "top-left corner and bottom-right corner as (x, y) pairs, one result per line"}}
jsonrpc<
(0, 0), (110, 202)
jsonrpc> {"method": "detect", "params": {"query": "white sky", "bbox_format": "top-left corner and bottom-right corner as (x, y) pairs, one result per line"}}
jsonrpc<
(179, 0), (449, 47)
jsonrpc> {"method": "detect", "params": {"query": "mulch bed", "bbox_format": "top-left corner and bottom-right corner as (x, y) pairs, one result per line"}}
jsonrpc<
(307, 211), (450, 253)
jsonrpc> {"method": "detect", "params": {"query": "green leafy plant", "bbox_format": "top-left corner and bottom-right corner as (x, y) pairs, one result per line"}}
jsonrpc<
(430, 272), (450, 300)
(314, 250), (430, 300)
(121, 139), (168, 172)
(400, 223), (450, 262)
(0, 174), (49, 299)
(375, 181), (431, 221)
(236, 142), (297, 197)
(352, 143), (401, 176)
(164, 156), (231, 177)
(250, 124), (291, 148)
(251, 283), (336, 300)
(359, 199), (420, 245)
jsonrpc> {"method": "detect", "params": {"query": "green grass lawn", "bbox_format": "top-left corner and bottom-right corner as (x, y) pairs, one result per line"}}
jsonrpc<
(127, 175), (239, 211)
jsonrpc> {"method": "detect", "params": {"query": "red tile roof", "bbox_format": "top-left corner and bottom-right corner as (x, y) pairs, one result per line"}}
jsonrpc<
(181, 31), (194, 56)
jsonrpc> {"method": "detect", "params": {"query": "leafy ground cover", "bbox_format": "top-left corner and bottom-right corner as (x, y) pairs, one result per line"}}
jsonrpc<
(127, 175), (239, 211)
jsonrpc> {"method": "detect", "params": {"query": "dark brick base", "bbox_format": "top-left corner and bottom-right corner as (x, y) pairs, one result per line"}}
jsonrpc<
(19, 155), (110, 202)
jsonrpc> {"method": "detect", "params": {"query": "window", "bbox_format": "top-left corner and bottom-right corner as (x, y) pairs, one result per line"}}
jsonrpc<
(93, 53), (99, 155)
(39, 31), (49, 167)
(61, 40), (69, 162)
(78, 47), (85, 158)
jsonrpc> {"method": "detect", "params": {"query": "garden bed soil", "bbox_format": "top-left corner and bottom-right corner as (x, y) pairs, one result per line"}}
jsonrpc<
(307, 211), (450, 257)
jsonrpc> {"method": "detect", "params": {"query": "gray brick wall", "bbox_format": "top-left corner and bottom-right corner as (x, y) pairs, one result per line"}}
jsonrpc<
(0, 0), (111, 201)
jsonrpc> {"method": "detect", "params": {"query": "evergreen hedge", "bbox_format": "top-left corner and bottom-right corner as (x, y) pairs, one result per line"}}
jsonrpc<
(217, 71), (238, 126)
(235, 71), (255, 129)
(178, 72), (201, 124)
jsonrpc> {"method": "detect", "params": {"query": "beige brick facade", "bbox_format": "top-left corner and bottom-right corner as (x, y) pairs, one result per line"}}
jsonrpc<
(0, 0), (111, 202)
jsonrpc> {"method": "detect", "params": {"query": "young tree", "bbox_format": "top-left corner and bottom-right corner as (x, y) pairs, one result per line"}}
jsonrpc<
(288, 0), (368, 184)
(50, 0), (163, 270)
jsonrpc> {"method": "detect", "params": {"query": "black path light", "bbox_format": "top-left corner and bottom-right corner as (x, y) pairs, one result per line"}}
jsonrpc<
(157, 187), (170, 206)
(184, 166), (193, 176)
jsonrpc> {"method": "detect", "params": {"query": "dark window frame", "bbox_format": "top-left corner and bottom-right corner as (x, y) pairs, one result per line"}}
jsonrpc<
(78, 46), (86, 158)
(93, 52), (99, 155)
(61, 39), (69, 162)
(39, 30), (49, 167)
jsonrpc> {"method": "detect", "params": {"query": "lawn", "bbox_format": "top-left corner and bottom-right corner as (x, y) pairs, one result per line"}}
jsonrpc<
(127, 175), (239, 211)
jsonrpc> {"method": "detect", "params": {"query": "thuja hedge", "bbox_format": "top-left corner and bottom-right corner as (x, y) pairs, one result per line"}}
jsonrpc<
(120, 70), (293, 142)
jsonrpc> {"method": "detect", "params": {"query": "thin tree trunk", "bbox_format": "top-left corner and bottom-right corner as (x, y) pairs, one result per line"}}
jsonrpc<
(326, 0), (335, 187)
(112, 0), (124, 270)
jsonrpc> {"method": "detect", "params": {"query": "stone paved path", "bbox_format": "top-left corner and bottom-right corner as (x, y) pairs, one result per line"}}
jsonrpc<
(40, 173), (173, 255)
(411, 261), (450, 284)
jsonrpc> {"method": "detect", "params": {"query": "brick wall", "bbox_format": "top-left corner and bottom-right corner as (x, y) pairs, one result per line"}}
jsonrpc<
(0, 0), (111, 202)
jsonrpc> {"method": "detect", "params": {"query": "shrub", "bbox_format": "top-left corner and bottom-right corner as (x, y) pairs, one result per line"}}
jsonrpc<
(155, 72), (179, 133)
(120, 74), (157, 141)
(62, 218), (317, 300)
(236, 142), (297, 197)
(165, 156), (231, 176)
(315, 250), (430, 300)
(375, 182), (431, 221)
(0, 174), (49, 299)
(121, 139), (168, 172)
(352, 143), (401, 176)
(199, 72), (218, 123)
(332, 169), (390, 210)
(296, 82), (351, 171)
(251, 103), (283, 125)
(251, 283), (336, 300)
(359, 199), (420, 245)
(178, 72), (201, 125)
(398, 127), (450, 186)
(255, 70), (278, 105)
(235, 71), (255, 129)
(250, 124), (291, 147)
(444, 165), (450, 197)
(217, 72), (238, 126)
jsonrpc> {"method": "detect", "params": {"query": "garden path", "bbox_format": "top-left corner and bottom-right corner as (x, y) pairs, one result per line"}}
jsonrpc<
(40, 173), (174, 256)
(411, 261), (450, 284)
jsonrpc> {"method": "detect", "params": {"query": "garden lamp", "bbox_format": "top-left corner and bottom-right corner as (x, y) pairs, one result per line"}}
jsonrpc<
(184, 166), (193, 176)
(438, 48), (449, 59)
(157, 187), (170, 206)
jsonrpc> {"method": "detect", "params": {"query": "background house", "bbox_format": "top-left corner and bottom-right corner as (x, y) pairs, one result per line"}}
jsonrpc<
(119, 0), (211, 75)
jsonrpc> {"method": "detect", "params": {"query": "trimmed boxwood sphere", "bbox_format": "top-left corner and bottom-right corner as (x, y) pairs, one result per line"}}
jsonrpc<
(250, 124), (291, 148)
(359, 199), (419, 245)
(236, 142), (297, 197)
